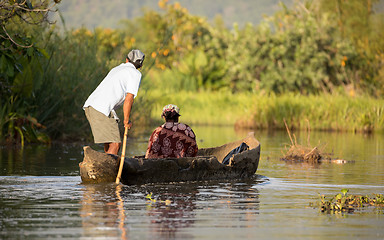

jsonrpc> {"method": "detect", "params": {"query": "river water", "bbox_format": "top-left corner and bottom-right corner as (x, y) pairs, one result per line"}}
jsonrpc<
(0, 126), (383, 239)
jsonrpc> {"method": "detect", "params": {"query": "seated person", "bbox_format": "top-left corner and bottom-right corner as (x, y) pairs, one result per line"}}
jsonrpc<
(145, 104), (198, 158)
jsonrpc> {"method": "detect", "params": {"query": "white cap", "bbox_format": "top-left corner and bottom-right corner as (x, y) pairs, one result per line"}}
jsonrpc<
(127, 49), (145, 67)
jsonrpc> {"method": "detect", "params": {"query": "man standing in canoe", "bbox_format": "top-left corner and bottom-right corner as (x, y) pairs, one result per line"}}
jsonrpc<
(83, 49), (145, 155)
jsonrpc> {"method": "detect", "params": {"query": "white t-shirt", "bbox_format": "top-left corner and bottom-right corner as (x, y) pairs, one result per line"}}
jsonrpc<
(83, 62), (141, 116)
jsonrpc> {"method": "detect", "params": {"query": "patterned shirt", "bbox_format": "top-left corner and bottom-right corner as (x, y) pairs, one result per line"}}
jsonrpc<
(145, 122), (198, 158)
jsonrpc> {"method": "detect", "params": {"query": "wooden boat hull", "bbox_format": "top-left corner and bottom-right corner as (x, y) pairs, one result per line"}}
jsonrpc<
(79, 132), (260, 185)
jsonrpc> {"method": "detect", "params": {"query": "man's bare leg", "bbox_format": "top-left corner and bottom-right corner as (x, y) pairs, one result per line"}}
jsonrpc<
(104, 142), (121, 155)
(104, 143), (109, 153)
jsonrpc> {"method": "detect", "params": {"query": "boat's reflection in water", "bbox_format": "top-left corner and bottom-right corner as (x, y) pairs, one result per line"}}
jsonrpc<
(144, 184), (198, 239)
(80, 184), (128, 239)
(79, 175), (266, 239)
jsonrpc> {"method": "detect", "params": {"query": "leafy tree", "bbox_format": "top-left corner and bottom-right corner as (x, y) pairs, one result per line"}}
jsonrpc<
(129, 0), (380, 95)
(118, 1), (216, 91)
(254, 2), (359, 94)
(316, 0), (384, 95)
(0, 0), (60, 145)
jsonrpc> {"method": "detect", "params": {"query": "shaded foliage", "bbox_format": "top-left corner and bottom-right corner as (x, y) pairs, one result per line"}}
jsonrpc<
(0, 0), (59, 144)
(1, 0), (384, 143)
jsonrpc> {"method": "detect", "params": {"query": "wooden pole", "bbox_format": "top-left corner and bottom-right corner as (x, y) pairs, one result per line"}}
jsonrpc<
(116, 127), (128, 184)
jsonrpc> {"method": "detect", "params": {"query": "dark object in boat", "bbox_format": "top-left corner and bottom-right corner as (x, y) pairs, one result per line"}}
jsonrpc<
(79, 132), (260, 185)
(222, 142), (249, 165)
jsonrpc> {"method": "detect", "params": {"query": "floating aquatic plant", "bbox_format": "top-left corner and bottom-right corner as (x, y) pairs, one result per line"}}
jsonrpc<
(312, 189), (384, 214)
(146, 192), (172, 205)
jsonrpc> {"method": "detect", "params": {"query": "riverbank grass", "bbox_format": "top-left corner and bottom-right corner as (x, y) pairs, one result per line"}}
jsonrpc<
(140, 90), (384, 133)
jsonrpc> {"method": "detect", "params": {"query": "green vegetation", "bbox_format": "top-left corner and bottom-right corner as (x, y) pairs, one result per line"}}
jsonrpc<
(146, 192), (172, 205)
(140, 90), (384, 133)
(0, 1), (59, 145)
(312, 189), (384, 214)
(1, 0), (384, 145)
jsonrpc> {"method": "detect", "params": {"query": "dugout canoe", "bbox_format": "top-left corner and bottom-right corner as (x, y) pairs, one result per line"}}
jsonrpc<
(79, 132), (261, 185)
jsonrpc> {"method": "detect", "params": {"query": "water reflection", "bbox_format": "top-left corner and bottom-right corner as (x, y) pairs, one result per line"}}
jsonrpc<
(80, 183), (128, 239)
(116, 185), (128, 239)
(77, 177), (267, 239)
(194, 177), (264, 229)
(0, 143), (81, 176)
(140, 178), (266, 238)
(79, 182), (198, 239)
(1, 127), (384, 239)
(144, 184), (197, 239)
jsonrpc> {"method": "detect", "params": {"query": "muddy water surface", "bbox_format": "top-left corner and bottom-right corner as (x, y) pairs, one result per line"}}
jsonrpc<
(0, 126), (383, 239)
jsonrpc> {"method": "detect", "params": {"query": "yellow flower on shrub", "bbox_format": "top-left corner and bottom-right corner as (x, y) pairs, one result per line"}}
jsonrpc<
(104, 28), (112, 34)
(349, 88), (355, 97)
(341, 56), (348, 67)
(158, 0), (168, 9)
(156, 63), (166, 70)
(124, 37), (135, 49)
(174, 2), (181, 10)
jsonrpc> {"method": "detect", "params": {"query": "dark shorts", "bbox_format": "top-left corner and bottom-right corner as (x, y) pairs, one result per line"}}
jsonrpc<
(84, 106), (121, 143)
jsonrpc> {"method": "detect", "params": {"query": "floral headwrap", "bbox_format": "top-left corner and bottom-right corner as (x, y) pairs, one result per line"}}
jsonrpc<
(162, 104), (180, 117)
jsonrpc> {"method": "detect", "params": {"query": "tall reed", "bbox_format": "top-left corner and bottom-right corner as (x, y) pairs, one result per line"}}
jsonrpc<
(142, 90), (384, 133)
(31, 30), (110, 140)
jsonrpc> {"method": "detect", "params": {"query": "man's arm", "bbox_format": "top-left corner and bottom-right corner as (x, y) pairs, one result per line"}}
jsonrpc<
(123, 93), (134, 129)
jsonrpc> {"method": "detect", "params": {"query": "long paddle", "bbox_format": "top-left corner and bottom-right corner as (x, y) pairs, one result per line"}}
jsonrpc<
(116, 126), (128, 184)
